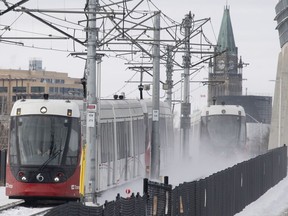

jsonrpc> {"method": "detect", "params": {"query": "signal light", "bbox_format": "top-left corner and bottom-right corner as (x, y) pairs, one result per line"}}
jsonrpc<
(16, 108), (21, 115)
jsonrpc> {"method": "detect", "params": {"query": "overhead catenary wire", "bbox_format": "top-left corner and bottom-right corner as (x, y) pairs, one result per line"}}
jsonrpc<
(0, 12), (23, 37)
(0, 0), (216, 101)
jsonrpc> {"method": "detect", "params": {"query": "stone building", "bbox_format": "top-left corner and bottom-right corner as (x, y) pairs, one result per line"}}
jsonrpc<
(207, 6), (243, 106)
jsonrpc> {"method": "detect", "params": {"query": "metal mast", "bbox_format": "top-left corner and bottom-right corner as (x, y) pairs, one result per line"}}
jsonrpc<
(165, 45), (174, 109)
(85, 0), (98, 203)
(181, 12), (192, 159)
(150, 12), (161, 180)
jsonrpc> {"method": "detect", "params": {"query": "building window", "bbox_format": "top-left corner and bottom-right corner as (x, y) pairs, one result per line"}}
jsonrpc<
(49, 87), (59, 93)
(72, 88), (83, 96)
(55, 79), (65, 84)
(60, 87), (64, 94)
(41, 78), (52, 83)
(13, 87), (26, 93)
(31, 86), (45, 93)
(64, 88), (70, 94)
(0, 87), (7, 93)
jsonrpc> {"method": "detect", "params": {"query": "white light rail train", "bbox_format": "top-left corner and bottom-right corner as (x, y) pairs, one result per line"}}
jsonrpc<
(190, 104), (247, 156)
(6, 95), (174, 202)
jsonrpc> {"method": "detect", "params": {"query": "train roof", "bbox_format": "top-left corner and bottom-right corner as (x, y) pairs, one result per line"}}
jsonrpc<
(201, 105), (245, 116)
(140, 99), (172, 116)
(11, 98), (172, 120)
(11, 99), (81, 117)
(191, 104), (246, 122)
(100, 99), (145, 119)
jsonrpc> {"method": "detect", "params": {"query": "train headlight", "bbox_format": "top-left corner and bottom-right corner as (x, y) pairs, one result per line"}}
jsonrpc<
(18, 171), (27, 182)
(16, 108), (21, 115)
(221, 109), (226, 114)
(67, 109), (72, 116)
(40, 106), (47, 114)
(54, 172), (65, 182)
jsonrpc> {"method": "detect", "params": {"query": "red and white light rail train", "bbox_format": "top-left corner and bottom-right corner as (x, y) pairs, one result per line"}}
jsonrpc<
(5, 96), (174, 202)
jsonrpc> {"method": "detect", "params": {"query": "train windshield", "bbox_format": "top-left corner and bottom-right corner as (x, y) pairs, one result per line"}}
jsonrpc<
(9, 115), (80, 166)
(201, 115), (246, 147)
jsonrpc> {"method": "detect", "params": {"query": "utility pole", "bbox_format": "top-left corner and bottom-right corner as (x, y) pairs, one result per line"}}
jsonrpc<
(181, 12), (192, 159)
(85, 0), (98, 203)
(151, 12), (161, 180)
(165, 45), (174, 109)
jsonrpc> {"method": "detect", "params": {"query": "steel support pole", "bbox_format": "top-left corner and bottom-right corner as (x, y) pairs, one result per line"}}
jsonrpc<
(165, 45), (174, 109)
(85, 0), (98, 203)
(151, 12), (161, 180)
(181, 12), (192, 159)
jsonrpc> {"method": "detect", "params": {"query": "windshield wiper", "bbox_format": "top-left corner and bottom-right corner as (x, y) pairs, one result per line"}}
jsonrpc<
(38, 149), (62, 171)
(49, 120), (55, 156)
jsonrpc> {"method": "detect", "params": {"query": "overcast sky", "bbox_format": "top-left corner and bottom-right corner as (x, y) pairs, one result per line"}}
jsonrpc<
(0, 0), (280, 109)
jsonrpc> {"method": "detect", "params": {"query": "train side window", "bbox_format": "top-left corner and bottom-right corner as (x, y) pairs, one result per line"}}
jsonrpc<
(109, 122), (114, 162)
(9, 118), (18, 164)
(100, 122), (108, 163)
(133, 120), (139, 156)
(126, 120), (131, 157)
(117, 121), (130, 160)
(65, 118), (80, 165)
(117, 121), (124, 159)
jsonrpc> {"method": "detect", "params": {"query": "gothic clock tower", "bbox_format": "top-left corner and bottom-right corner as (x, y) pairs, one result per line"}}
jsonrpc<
(207, 6), (243, 105)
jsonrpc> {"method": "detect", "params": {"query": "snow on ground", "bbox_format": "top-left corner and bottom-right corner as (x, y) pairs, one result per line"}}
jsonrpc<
(0, 187), (50, 215)
(235, 175), (288, 216)
(0, 187), (20, 207)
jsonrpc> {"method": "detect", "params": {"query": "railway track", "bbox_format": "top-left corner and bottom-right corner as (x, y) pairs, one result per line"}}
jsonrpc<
(0, 200), (25, 212)
(0, 200), (52, 216)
